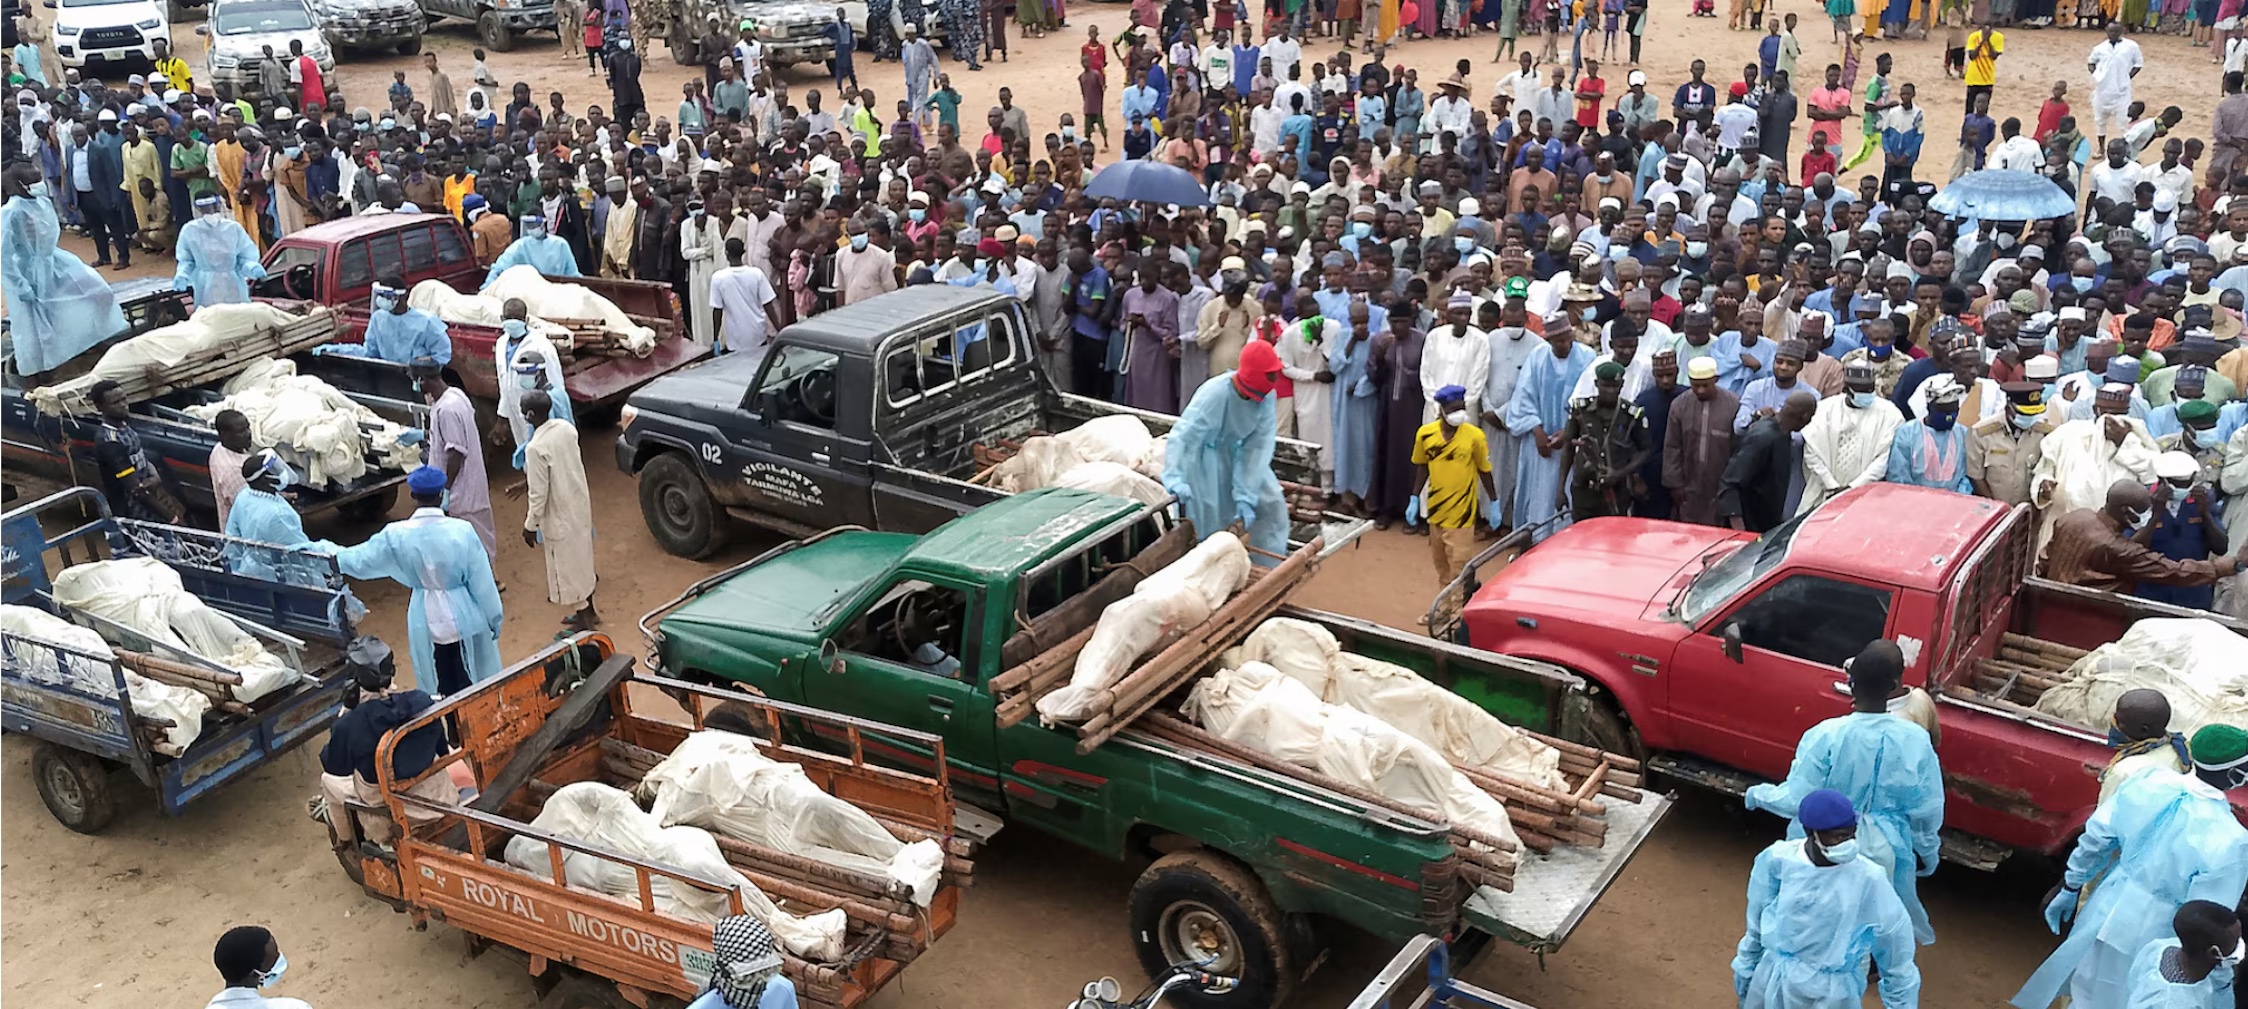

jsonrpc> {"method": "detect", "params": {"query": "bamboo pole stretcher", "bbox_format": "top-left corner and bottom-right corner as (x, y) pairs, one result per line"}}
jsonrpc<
(2000, 633), (2090, 664)
(115, 650), (246, 685)
(1451, 761), (1609, 819)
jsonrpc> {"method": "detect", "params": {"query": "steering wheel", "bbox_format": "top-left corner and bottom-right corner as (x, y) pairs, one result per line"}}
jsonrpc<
(892, 593), (926, 660)
(793, 366), (839, 426)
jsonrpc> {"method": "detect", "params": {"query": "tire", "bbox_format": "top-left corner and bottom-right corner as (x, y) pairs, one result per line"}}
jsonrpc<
(1559, 687), (1646, 765)
(668, 19), (696, 64)
(336, 485), (399, 524)
(477, 9), (516, 50)
(31, 743), (117, 834)
(638, 452), (728, 559)
(396, 32), (423, 55)
(1127, 851), (1294, 1009)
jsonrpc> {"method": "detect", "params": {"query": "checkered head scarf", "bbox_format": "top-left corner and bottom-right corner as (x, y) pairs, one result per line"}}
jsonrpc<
(711, 914), (783, 1008)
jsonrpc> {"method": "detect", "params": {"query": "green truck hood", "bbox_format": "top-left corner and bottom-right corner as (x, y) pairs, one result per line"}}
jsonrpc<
(663, 531), (916, 637)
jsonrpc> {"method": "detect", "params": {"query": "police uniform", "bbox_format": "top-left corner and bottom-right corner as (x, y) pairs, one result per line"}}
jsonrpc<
(92, 418), (183, 521)
(1966, 381), (2055, 508)
(1564, 395), (1651, 521)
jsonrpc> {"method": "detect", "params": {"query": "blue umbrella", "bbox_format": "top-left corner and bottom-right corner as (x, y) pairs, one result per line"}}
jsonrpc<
(1084, 160), (1211, 207)
(1926, 169), (2076, 221)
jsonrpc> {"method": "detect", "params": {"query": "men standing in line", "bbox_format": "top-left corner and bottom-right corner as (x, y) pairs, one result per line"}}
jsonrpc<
(1746, 639), (1946, 947)
(1799, 361), (1902, 513)
(519, 390), (599, 632)
(1665, 357), (1741, 525)
(1884, 379), (1974, 494)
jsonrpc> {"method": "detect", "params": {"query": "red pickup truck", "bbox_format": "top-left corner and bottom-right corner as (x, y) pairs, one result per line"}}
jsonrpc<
(251, 214), (706, 409)
(1452, 484), (2248, 869)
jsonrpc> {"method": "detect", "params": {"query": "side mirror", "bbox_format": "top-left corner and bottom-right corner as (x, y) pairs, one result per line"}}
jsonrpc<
(1720, 622), (1745, 663)
(817, 638), (843, 674)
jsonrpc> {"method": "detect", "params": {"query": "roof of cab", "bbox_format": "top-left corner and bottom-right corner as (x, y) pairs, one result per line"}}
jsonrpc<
(1791, 484), (2014, 592)
(899, 488), (1147, 580)
(271, 212), (455, 247)
(777, 286), (1012, 355)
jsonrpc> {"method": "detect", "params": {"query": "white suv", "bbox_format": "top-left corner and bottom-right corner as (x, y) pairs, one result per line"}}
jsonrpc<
(46, 0), (170, 69)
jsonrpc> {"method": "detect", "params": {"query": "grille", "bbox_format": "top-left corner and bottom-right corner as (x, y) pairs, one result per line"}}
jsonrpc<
(78, 26), (144, 49)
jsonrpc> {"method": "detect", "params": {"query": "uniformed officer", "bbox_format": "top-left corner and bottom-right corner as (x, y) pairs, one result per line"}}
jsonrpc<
(1556, 360), (1652, 520)
(1966, 380), (2055, 507)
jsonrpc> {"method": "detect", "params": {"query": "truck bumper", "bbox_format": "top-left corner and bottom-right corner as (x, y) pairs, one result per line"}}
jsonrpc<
(493, 7), (557, 29)
(57, 31), (159, 69)
(759, 34), (837, 66)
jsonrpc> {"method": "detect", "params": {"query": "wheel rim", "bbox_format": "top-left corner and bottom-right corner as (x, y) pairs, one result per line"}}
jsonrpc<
(42, 760), (85, 819)
(1157, 900), (1244, 978)
(655, 480), (696, 535)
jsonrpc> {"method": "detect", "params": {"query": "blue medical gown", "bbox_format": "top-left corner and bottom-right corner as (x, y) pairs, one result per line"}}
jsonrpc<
(322, 307), (453, 365)
(1732, 838), (1921, 1009)
(224, 488), (327, 584)
(481, 236), (582, 290)
(3, 194), (127, 374)
(1744, 711), (1946, 945)
(331, 511), (505, 694)
(173, 214), (267, 307)
(1162, 372), (1289, 564)
(2013, 772), (2248, 1009)
(2124, 939), (2234, 1009)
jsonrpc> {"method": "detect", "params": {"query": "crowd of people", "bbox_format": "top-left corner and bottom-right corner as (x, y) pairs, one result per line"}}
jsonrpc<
(8, 0), (2248, 1004)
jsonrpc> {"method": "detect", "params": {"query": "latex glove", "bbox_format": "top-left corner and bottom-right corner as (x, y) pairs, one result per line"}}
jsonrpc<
(512, 444), (529, 471)
(394, 429), (425, 446)
(1917, 851), (1938, 878)
(2043, 886), (2077, 934)
(1734, 970), (1754, 1001)
(171, 274), (192, 292)
(1406, 495), (1422, 525)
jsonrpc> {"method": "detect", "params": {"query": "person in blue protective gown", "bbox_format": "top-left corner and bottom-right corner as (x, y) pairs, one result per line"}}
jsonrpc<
(1504, 312), (1594, 542)
(224, 452), (323, 583)
(1883, 377), (1974, 494)
(1162, 337), (1291, 565)
(1733, 788), (1922, 1009)
(507, 348), (574, 471)
(2014, 725), (2248, 1009)
(2121, 900), (2242, 1009)
(173, 193), (267, 307)
(1327, 300), (1382, 516)
(1745, 639), (1945, 946)
(315, 273), (452, 365)
(2, 162), (127, 375)
(327, 466), (504, 697)
(480, 213), (582, 290)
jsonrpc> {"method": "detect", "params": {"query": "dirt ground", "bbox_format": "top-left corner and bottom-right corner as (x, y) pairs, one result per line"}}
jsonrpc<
(6, 5), (2226, 1007)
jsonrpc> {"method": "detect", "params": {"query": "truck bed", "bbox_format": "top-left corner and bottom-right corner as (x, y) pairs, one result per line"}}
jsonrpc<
(344, 636), (972, 1009)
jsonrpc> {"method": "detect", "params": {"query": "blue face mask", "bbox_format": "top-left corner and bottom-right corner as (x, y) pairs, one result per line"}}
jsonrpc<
(501, 319), (529, 340)
(1848, 391), (1875, 408)
(850, 233), (869, 251)
(1351, 221), (1372, 238)
(1867, 343), (1894, 360)
(2070, 276), (2095, 292)
(1455, 236), (1476, 254)
(1925, 409), (1958, 432)
(284, 145), (303, 159)
(261, 952), (289, 989)
(909, 208), (927, 222)
(517, 373), (540, 390)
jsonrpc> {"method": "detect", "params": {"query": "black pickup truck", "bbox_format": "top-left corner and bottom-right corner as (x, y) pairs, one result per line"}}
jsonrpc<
(614, 285), (1353, 558)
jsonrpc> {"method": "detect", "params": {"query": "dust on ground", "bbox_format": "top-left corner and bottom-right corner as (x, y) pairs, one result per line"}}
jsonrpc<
(10, 5), (2209, 1005)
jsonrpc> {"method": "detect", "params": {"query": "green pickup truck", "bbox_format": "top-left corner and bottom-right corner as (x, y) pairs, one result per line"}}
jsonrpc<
(638, 489), (1671, 1009)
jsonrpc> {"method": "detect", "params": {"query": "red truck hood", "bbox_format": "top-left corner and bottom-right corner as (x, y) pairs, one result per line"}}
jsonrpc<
(1466, 518), (1749, 632)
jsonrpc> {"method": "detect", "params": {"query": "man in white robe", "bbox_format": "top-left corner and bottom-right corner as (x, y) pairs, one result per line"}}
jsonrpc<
(1279, 310), (1342, 487)
(1799, 361), (1904, 515)
(1481, 299), (1544, 528)
(1504, 313), (1594, 542)
(519, 390), (598, 630)
(2031, 385), (2163, 552)
(1421, 292), (1491, 423)
(679, 201), (726, 348)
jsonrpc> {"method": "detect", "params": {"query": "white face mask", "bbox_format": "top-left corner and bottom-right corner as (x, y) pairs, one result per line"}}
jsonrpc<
(1847, 391), (1875, 408)
(1445, 409), (1471, 426)
(1685, 241), (1708, 258)
(1819, 838), (1861, 863)
(2126, 506), (2153, 529)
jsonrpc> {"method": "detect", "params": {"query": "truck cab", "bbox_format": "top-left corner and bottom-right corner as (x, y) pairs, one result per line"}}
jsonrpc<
(200, 0), (335, 100)
(1459, 484), (2248, 867)
(417, 0), (552, 50)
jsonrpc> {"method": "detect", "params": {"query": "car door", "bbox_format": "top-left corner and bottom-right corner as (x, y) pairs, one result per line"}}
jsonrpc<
(1667, 572), (1898, 779)
(720, 341), (876, 530)
(798, 575), (1003, 804)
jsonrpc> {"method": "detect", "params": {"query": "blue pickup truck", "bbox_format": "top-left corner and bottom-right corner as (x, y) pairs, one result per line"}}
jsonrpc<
(1, 488), (360, 833)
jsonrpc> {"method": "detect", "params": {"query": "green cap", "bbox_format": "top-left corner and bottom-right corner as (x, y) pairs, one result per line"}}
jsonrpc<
(2178, 399), (2220, 425)
(2191, 724), (2248, 770)
(1503, 276), (1529, 300)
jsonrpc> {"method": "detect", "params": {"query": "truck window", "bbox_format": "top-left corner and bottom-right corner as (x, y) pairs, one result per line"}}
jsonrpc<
(1020, 515), (1166, 619)
(883, 342), (924, 407)
(266, 246), (321, 276)
(840, 580), (973, 681)
(338, 240), (375, 290)
(1723, 575), (1894, 669)
(361, 231), (406, 281)
(750, 343), (842, 429)
(401, 224), (436, 273)
(433, 223), (471, 266)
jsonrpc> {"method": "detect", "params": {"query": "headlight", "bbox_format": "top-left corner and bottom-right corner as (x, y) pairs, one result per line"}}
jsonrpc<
(211, 53), (239, 68)
(618, 405), (638, 430)
(54, 24), (79, 35)
(136, 17), (162, 28)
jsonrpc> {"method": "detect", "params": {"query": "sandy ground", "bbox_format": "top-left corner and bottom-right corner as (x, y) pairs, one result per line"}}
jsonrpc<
(6, 6), (2226, 1007)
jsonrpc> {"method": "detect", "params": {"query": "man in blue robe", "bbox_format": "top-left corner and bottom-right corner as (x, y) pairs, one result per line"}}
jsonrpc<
(329, 466), (505, 696)
(1327, 300), (1381, 514)
(317, 274), (453, 365)
(173, 194), (266, 307)
(1745, 639), (1945, 946)
(1163, 338), (1290, 564)
(1883, 377), (1973, 494)
(3, 162), (126, 375)
(224, 451), (328, 586)
(1503, 312), (1594, 541)
(481, 214), (583, 289)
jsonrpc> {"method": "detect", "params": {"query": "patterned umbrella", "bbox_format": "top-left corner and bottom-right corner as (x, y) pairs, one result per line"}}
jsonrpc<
(1926, 170), (2076, 221)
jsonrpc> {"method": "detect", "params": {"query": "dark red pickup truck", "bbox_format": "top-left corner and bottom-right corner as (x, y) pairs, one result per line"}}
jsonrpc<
(251, 213), (705, 409)
(1450, 484), (2248, 869)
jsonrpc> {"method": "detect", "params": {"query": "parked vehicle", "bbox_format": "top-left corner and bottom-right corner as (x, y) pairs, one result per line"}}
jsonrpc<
(1444, 483), (2248, 871)
(641, 488), (1671, 1009)
(201, 0), (336, 101)
(2, 286), (414, 524)
(309, 0), (423, 53)
(415, 0), (552, 51)
(46, 0), (169, 69)
(2, 488), (358, 833)
(656, 0), (940, 73)
(252, 213), (705, 414)
(615, 285), (1360, 559)
(322, 632), (973, 1009)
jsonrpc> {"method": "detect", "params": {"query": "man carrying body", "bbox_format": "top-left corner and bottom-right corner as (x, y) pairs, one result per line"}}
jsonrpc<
(1163, 339), (1291, 563)
(1746, 639), (1945, 947)
(1555, 361), (1651, 521)
(319, 275), (451, 365)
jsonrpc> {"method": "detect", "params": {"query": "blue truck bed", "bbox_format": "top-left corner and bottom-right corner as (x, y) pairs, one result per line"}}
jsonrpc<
(1, 488), (359, 832)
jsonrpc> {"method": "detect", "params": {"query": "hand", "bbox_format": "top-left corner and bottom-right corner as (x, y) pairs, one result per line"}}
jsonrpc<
(2103, 416), (2128, 446)
(1315, 368), (1335, 383)
(1740, 354), (1762, 371)
(1225, 518), (1247, 539)
(502, 480), (528, 500)
(1917, 851), (1938, 877)
(521, 528), (540, 549)
(2042, 885), (2077, 934)
(395, 429), (426, 446)
(1735, 971), (1754, 1001)
(1554, 486), (1569, 510)
(1534, 432), (1555, 458)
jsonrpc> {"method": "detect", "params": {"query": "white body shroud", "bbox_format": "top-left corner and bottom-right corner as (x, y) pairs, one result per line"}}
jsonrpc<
(1, 603), (210, 751)
(49, 557), (299, 704)
(1036, 531), (1251, 725)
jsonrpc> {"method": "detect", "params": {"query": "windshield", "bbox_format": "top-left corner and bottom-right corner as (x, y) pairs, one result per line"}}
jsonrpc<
(56, 0), (144, 9)
(216, 4), (312, 32)
(1674, 513), (1807, 624)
